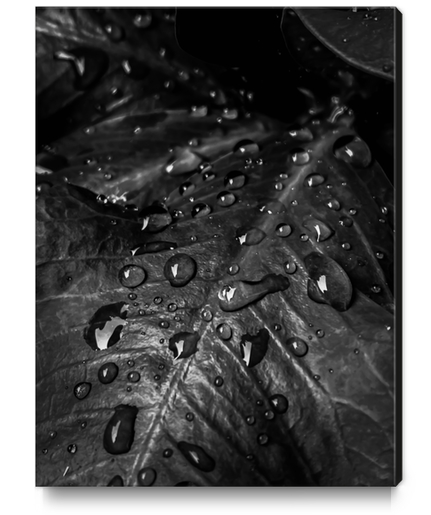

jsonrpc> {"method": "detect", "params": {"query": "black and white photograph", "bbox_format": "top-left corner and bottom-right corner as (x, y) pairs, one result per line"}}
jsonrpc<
(35, 6), (400, 487)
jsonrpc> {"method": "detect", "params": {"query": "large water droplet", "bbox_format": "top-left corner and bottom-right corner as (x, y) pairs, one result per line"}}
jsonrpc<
(304, 252), (353, 311)
(334, 135), (372, 168)
(233, 139), (259, 156)
(54, 47), (109, 90)
(216, 323), (232, 340)
(191, 203), (212, 218)
(269, 394), (289, 414)
(275, 223), (292, 238)
(98, 362), (119, 384)
(169, 332), (200, 360)
(240, 329), (269, 367)
(164, 254), (197, 287)
(290, 148), (310, 165)
(103, 405), (139, 454)
(74, 382), (91, 400)
(302, 217), (334, 242)
(224, 171), (246, 190)
(118, 265), (146, 288)
(137, 467), (156, 486)
(165, 149), (202, 175)
(84, 302), (128, 351)
(217, 191), (236, 207)
(304, 174), (325, 187)
(286, 337), (308, 357)
(218, 274), (289, 312)
(236, 227), (266, 246)
(177, 441), (215, 472)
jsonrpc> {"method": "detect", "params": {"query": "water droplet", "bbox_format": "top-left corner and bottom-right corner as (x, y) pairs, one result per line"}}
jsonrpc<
(275, 223), (292, 238)
(334, 136), (372, 168)
(246, 415), (256, 426)
(133, 12), (152, 28)
(376, 252), (384, 259)
(98, 362), (119, 384)
(316, 329), (325, 338)
(216, 323), (232, 340)
(169, 332), (200, 360)
(201, 309), (213, 322)
(304, 174), (325, 187)
(286, 337), (308, 357)
(164, 254), (197, 287)
(257, 433), (269, 446)
(219, 274), (289, 312)
(191, 203), (212, 218)
(264, 410), (275, 420)
(222, 107), (239, 120)
(139, 204), (172, 233)
(329, 368), (334, 374)
(165, 149), (202, 175)
(104, 22), (124, 42)
(127, 371), (140, 383)
(274, 182), (284, 191)
(339, 216), (353, 227)
(42, 448), (48, 455)
(246, 454), (254, 461)
(139, 309), (145, 316)
(274, 323), (282, 331)
(304, 252), (353, 311)
(236, 227), (266, 246)
(177, 441), (215, 472)
(233, 139), (260, 156)
(349, 209), (357, 215)
(202, 171), (216, 182)
(303, 217), (333, 242)
(342, 243), (351, 250)
(163, 448), (173, 458)
(269, 394), (288, 414)
(54, 47), (109, 90)
(284, 257), (297, 274)
(256, 399), (264, 407)
(290, 148), (310, 165)
(103, 405), (139, 455)
(371, 285), (381, 293)
(73, 382), (92, 400)
(128, 293), (137, 301)
(67, 444), (78, 454)
(217, 191), (236, 207)
(224, 170), (246, 190)
(167, 303), (177, 312)
(179, 182), (195, 196)
(300, 234), (309, 242)
(326, 199), (341, 211)
(159, 320), (170, 329)
(154, 374), (161, 381)
(137, 467), (156, 486)
(214, 376), (224, 387)
(240, 329), (269, 367)
(354, 348), (360, 355)
(118, 265), (146, 288)
(80, 421), (87, 429)
(259, 200), (286, 215)
(288, 127), (314, 141)
(107, 475), (124, 487)
(49, 431), (57, 439)
(186, 412), (195, 422)
(190, 105), (208, 117)
(313, 374), (321, 381)
(127, 360), (135, 367)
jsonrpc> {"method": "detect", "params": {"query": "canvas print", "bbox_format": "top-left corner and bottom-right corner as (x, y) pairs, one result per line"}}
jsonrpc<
(36, 7), (400, 486)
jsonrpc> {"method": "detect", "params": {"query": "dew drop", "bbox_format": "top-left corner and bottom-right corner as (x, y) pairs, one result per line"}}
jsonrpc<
(191, 203), (212, 218)
(246, 415), (256, 426)
(233, 140), (260, 156)
(300, 234), (309, 242)
(316, 329), (325, 338)
(371, 285), (381, 293)
(118, 265), (146, 288)
(286, 337), (308, 357)
(257, 433), (269, 446)
(177, 441), (215, 472)
(201, 309), (213, 322)
(168, 303), (177, 312)
(98, 362), (119, 384)
(274, 182), (284, 191)
(349, 209), (357, 215)
(133, 12), (152, 28)
(288, 127), (313, 141)
(326, 199), (341, 211)
(274, 323), (282, 331)
(290, 148), (310, 165)
(127, 371), (141, 383)
(165, 149), (202, 175)
(214, 376), (224, 387)
(128, 293), (137, 300)
(284, 257), (297, 274)
(179, 182), (195, 196)
(217, 191), (236, 207)
(104, 23), (124, 42)
(159, 320), (170, 329)
(236, 227), (266, 246)
(216, 323), (232, 340)
(186, 412), (195, 421)
(107, 475), (124, 487)
(190, 105), (208, 117)
(334, 136), (372, 168)
(304, 174), (325, 187)
(164, 254), (197, 287)
(228, 264), (240, 275)
(342, 243), (351, 250)
(269, 394), (288, 414)
(264, 410), (275, 420)
(303, 218), (333, 242)
(376, 252), (384, 259)
(127, 360), (135, 367)
(224, 170), (246, 190)
(275, 223), (292, 238)
(168, 332), (200, 360)
(339, 216), (353, 227)
(137, 467), (156, 486)
(67, 444), (78, 454)
(49, 431), (57, 439)
(163, 448), (173, 458)
(103, 405), (139, 455)
(73, 382), (92, 400)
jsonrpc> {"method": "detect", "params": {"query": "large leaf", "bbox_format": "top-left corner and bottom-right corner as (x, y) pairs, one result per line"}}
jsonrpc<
(37, 113), (395, 486)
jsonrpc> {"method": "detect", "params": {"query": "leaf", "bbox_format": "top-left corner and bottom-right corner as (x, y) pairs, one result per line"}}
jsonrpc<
(37, 113), (395, 486)
(291, 8), (396, 81)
